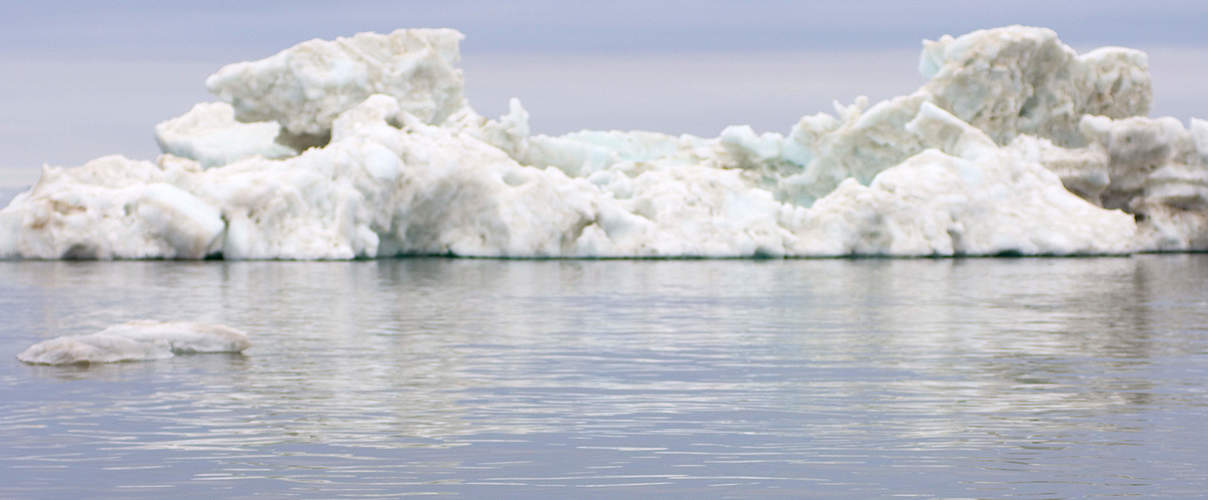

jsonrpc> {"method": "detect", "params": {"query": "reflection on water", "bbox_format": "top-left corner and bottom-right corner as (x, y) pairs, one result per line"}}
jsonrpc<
(0, 256), (1206, 498)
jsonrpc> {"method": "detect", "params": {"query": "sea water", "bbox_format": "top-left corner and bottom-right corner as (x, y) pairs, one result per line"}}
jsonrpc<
(1, 256), (1206, 498)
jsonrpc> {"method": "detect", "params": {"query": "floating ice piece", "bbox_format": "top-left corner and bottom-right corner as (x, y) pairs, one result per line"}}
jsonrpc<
(16, 321), (251, 365)
(155, 102), (296, 168)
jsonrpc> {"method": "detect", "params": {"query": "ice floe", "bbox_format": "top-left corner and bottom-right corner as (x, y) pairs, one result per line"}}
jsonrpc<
(0, 26), (1204, 259)
(17, 321), (251, 365)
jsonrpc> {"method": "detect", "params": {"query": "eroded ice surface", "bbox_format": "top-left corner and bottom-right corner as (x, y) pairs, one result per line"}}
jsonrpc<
(16, 321), (251, 365)
(0, 26), (1204, 259)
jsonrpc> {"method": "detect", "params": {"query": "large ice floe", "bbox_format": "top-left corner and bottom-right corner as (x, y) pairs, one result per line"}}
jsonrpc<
(17, 321), (251, 365)
(1, 26), (1205, 259)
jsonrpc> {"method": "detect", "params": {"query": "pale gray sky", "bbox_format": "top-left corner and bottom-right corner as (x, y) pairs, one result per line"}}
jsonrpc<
(1, 1), (1206, 187)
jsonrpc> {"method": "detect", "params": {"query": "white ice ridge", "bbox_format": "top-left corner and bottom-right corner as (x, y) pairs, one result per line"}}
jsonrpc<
(16, 321), (252, 365)
(0, 26), (1203, 259)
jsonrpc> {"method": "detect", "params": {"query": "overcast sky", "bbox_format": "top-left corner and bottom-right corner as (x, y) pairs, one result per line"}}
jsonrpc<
(2, 1), (1206, 186)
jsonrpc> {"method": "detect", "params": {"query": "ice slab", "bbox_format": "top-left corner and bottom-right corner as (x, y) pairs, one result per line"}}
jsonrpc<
(155, 102), (296, 168)
(17, 321), (251, 365)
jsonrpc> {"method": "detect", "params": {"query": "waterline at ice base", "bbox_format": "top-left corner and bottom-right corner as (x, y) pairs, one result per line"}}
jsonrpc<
(2, 26), (1205, 260)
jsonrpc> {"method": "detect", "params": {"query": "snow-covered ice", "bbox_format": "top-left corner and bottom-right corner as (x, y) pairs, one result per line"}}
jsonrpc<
(0, 26), (1204, 259)
(17, 321), (251, 365)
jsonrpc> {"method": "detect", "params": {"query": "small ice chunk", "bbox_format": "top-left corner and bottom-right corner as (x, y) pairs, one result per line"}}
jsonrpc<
(16, 321), (251, 365)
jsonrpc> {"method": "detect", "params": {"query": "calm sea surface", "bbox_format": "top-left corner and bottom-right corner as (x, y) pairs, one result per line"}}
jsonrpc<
(0, 256), (1206, 498)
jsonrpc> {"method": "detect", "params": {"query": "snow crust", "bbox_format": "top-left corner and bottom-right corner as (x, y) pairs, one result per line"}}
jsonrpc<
(17, 321), (251, 365)
(0, 26), (1203, 259)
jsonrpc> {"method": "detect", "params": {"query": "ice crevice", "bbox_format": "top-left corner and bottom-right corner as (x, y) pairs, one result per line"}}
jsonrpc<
(0, 25), (1204, 259)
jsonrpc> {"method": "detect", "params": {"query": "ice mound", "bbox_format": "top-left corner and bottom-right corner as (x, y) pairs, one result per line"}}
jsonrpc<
(0, 26), (1203, 259)
(16, 321), (251, 365)
(0, 156), (224, 259)
(1010, 115), (1208, 250)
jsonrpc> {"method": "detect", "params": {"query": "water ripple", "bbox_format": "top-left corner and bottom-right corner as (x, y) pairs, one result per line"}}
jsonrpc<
(1, 256), (1206, 497)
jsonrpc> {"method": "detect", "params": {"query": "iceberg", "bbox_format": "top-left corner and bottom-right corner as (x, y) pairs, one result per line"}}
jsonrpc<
(16, 321), (251, 365)
(0, 26), (1203, 259)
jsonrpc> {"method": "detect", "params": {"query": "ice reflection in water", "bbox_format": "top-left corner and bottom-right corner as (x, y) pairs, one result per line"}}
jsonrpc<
(0, 256), (1206, 498)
